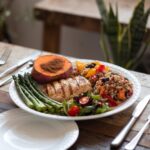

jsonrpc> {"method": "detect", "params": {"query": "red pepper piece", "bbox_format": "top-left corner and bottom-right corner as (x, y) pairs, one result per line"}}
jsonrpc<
(101, 93), (111, 99)
(108, 99), (118, 107)
(96, 65), (105, 73)
(101, 93), (117, 107)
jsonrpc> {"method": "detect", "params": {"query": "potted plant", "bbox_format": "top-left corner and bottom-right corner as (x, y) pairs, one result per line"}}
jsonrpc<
(96, 0), (150, 70)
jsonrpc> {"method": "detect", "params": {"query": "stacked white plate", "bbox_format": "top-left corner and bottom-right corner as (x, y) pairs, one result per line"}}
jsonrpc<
(0, 109), (79, 150)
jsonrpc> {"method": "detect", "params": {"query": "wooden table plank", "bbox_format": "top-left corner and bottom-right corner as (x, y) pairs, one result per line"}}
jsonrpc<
(0, 42), (150, 149)
(70, 129), (150, 150)
(0, 90), (14, 105)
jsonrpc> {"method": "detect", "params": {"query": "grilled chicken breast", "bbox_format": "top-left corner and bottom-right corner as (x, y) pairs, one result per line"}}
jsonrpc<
(46, 76), (92, 102)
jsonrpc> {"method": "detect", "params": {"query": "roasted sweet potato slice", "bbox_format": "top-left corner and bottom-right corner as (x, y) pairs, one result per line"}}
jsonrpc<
(32, 55), (72, 83)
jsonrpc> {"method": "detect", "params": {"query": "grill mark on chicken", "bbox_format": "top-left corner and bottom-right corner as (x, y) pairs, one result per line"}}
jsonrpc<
(75, 76), (92, 93)
(82, 76), (92, 91)
(67, 77), (80, 97)
(75, 76), (86, 91)
(65, 78), (72, 96)
(47, 84), (55, 97)
(52, 81), (64, 101)
(60, 79), (71, 99)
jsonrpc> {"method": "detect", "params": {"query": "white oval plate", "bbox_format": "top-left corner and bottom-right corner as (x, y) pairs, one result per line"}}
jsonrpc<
(9, 58), (141, 121)
(0, 109), (79, 150)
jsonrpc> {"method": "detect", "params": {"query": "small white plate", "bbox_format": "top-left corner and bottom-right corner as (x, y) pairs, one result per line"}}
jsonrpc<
(0, 109), (79, 150)
(9, 59), (141, 120)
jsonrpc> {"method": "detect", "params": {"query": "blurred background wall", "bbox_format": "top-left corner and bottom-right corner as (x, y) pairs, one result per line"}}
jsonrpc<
(8, 0), (105, 60)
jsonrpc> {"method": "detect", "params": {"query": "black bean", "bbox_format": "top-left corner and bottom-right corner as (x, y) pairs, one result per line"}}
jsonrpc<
(85, 63), (96, 68)
(101, 78), (109, 82)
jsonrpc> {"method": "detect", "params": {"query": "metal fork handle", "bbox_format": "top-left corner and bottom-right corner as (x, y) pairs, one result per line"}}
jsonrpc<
(125, 119), (150, 150)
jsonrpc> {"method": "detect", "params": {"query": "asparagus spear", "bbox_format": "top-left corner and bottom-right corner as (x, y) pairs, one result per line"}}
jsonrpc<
(23, 73), (62, 109)
(13, 74), (64, 114)
(45, 104), (55, 113)
(18, 75), (47, 112)
(20, 85), (45, 111)
(27, 73), (61, 105)
(12, 76), (34, 109)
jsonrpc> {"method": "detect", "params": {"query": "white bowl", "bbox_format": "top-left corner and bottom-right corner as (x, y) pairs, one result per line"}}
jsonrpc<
(9, 58), (141, 121)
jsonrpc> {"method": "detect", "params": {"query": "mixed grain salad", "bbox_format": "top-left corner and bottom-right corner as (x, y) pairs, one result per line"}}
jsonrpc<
(13, 55), (133, 116)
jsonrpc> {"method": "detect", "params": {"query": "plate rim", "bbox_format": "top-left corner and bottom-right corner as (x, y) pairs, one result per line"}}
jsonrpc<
(9, 58), (141, 121)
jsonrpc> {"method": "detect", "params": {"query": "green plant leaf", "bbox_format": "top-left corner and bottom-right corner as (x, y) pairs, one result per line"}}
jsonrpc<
(96, 0), (108, 25)
(105, 4), (119, 64)
(112, 0), (149, 68)
(130, 0), (145, 26)
(97, 0), (119, 64)
(121, 0), (145, 67)
(131, 8), (150, 58)
(118, 25), (131, 67)
(125, 40), (150, 69)
(129, 0), (146, 57)
(100, 24), (112, 62)
(132, 34), (150, 69)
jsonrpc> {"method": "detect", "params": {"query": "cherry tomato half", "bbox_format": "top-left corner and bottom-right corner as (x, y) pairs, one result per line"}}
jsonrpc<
(68, 105), (80, 116)
(79, 96), (91, 106)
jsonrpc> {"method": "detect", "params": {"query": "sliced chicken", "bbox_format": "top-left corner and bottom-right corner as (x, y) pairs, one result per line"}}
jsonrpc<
(75, 76), (92, 93)
(60, 79), (71, 99)
(46, 76), (92, 102)
(47, 84), (55, 97)
(67, 78), (80, 97)
(52, 81), (64, 101)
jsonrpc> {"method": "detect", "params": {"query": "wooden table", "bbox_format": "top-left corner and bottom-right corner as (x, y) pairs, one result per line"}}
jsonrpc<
(34, 0), (150, 52)
(0, 42), (150, 150)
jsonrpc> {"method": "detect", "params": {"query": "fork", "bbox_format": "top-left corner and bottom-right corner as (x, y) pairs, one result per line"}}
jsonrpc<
(0, 48), (12, 65)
